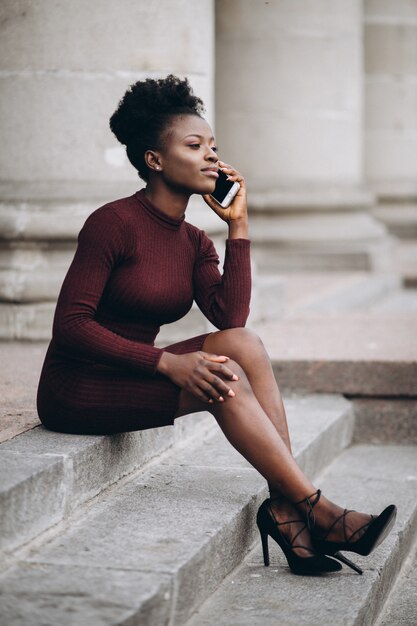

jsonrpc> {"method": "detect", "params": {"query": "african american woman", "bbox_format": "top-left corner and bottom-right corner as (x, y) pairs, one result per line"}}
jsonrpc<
(37, 75), (396, 576)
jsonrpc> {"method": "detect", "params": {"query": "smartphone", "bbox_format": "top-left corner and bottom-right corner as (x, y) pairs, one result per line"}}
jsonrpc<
(210, 169), (240, 208)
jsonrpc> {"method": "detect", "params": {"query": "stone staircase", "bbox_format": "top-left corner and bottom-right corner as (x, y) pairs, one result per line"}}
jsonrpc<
(0, 272), (416, 625)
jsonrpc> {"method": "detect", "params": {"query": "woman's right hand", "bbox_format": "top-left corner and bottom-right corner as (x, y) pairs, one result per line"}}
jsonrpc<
(156, 351), (238, 403)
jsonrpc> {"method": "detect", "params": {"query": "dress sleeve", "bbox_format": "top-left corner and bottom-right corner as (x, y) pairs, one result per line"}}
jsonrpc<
(52, 207), (164, 374)
(193, 231), (251, 329)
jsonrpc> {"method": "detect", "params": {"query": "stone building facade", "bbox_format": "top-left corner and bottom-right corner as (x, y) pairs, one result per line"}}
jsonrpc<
(0, 0), (416, 338)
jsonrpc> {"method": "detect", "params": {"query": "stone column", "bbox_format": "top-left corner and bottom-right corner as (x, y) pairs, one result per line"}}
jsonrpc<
(0, 0), (215, 339)
(364, 0), (417, 237)
(215, 0), (392, 272)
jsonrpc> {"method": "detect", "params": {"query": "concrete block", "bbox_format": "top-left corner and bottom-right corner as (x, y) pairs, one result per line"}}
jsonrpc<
(372, 204), (417, 239)
(22, 462), (264, 625)
(282, 273), (401, 314)
(0, 563), (172, 626)
(0, 451), (65, 552)
(258, 316), (417, 396)
(352, 397), (417, 444)
(248, 211), (393, 272)
(0, 199), (92, 241)
(0, 303), (54, 340)
(249, 211), (387, 245)
(0, 410), (216, 553)
(0, 243), (75, 302)
(379, 542), (417, 626)
(2, 426), (173, 509)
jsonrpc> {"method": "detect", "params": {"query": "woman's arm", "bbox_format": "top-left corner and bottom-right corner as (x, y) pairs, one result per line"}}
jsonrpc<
(52, 207), (164, 374)
(194, 161), (251, 328)
(192, 235), (251, 329)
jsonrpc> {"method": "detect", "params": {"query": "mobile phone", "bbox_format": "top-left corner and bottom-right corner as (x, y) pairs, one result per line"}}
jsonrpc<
(210, 169), (240, 208)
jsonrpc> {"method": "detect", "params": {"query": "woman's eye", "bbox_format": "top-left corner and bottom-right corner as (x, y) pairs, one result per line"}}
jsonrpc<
(212, 146), (218, 153)
(189, 143), (200, 149)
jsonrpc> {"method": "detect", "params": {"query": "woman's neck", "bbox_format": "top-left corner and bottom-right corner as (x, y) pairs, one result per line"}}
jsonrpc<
(144, 182), (190, 220)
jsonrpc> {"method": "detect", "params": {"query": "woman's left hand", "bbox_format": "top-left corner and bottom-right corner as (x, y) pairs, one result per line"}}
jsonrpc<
(202, 161), (248, 225)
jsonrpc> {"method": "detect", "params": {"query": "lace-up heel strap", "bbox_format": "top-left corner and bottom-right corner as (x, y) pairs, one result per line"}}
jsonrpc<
(266, 502), (312, 552)
(345, 513), (376, 543)
(321, 509), (349, 542)
(294, 489), (322, 530)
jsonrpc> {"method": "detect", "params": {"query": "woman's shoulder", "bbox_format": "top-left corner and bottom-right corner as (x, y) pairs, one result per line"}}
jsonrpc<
(85, 193), (139, 227)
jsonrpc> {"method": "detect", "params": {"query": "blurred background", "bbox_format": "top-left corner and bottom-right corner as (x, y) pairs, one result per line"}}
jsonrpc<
(0, 0), (416, 339)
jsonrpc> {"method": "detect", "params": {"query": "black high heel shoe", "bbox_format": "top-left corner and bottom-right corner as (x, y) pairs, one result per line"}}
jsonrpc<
(297, 489), (397, 575)
(256, 499), (342, 575)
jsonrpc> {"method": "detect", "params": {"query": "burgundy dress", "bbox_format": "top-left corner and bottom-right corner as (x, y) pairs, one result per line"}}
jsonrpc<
(37, 189), (251, 434)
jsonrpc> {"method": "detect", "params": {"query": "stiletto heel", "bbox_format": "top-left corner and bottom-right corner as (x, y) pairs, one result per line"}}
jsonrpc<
(297, 489), (397, 575)
(260, 529), (270, 566)
(256, 499), (342, 575)
(332, 551), (363, 575)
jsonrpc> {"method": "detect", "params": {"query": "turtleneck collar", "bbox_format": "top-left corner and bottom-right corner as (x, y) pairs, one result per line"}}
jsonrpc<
(135, 189), (185, 231)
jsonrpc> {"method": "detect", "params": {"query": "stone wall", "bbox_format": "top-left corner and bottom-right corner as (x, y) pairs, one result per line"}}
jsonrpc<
(0, 0), (215, 338)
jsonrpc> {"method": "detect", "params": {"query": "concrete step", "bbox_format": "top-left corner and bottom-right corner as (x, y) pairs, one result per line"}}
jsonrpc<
(376, 534), (417, 626)
(0, 393), (353, 625)
(255, 315), (417, 397)
(185, 444), (417, 626)
(0, 411), (215, 555)
(256, 272), (401, 321)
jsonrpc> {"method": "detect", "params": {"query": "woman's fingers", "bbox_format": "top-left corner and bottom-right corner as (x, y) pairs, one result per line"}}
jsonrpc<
(163, 351), (240, 404)
(202, 352), (229, 363)
(201, 354), (239, 382)
(218, 161), (244, 182)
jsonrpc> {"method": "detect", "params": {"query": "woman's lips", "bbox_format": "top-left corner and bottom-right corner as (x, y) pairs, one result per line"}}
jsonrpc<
(201, 168), (219, 178)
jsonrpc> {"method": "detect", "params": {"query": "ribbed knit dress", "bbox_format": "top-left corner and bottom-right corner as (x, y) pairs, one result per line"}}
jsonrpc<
(37, 189), (251, 435)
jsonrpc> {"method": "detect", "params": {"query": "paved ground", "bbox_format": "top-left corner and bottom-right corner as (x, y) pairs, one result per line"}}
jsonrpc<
(0, 342), (46, 442)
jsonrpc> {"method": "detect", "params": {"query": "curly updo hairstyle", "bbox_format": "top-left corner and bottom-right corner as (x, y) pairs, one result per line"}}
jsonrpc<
(110, 74), (205, 182)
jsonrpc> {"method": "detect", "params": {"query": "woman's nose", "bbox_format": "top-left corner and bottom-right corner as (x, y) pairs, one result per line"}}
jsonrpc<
(206, 147), (218, 162)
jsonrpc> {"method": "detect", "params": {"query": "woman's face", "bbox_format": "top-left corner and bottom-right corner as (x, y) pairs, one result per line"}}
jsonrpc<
(156, 114), (219, 195)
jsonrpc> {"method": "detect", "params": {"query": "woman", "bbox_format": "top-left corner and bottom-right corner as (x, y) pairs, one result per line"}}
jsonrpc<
(37, 75), (396, 576)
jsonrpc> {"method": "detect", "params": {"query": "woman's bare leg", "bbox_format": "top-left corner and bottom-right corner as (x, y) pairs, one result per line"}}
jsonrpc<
(175, 355), (319, 555)
(203, 328), (292, 453)
(174, 329), (373, 545)
(203, 328), (292, 498)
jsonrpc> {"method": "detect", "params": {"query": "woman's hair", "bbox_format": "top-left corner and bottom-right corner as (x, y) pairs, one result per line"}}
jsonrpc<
(109, 74), (205, 181)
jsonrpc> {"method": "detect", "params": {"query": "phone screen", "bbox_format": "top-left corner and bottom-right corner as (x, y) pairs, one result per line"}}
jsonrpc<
(211, 169), (236, 203)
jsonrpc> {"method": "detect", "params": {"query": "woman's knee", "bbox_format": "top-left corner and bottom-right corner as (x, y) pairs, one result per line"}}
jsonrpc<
(225, 358), (252, 394)
(204, 327), (266, 358)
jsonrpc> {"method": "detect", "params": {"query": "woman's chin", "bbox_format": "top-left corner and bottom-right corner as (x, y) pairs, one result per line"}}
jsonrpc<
(198, 179), (217, 195)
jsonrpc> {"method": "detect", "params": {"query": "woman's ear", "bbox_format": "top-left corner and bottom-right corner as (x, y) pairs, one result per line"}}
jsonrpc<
(145, 150), (163, 172)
